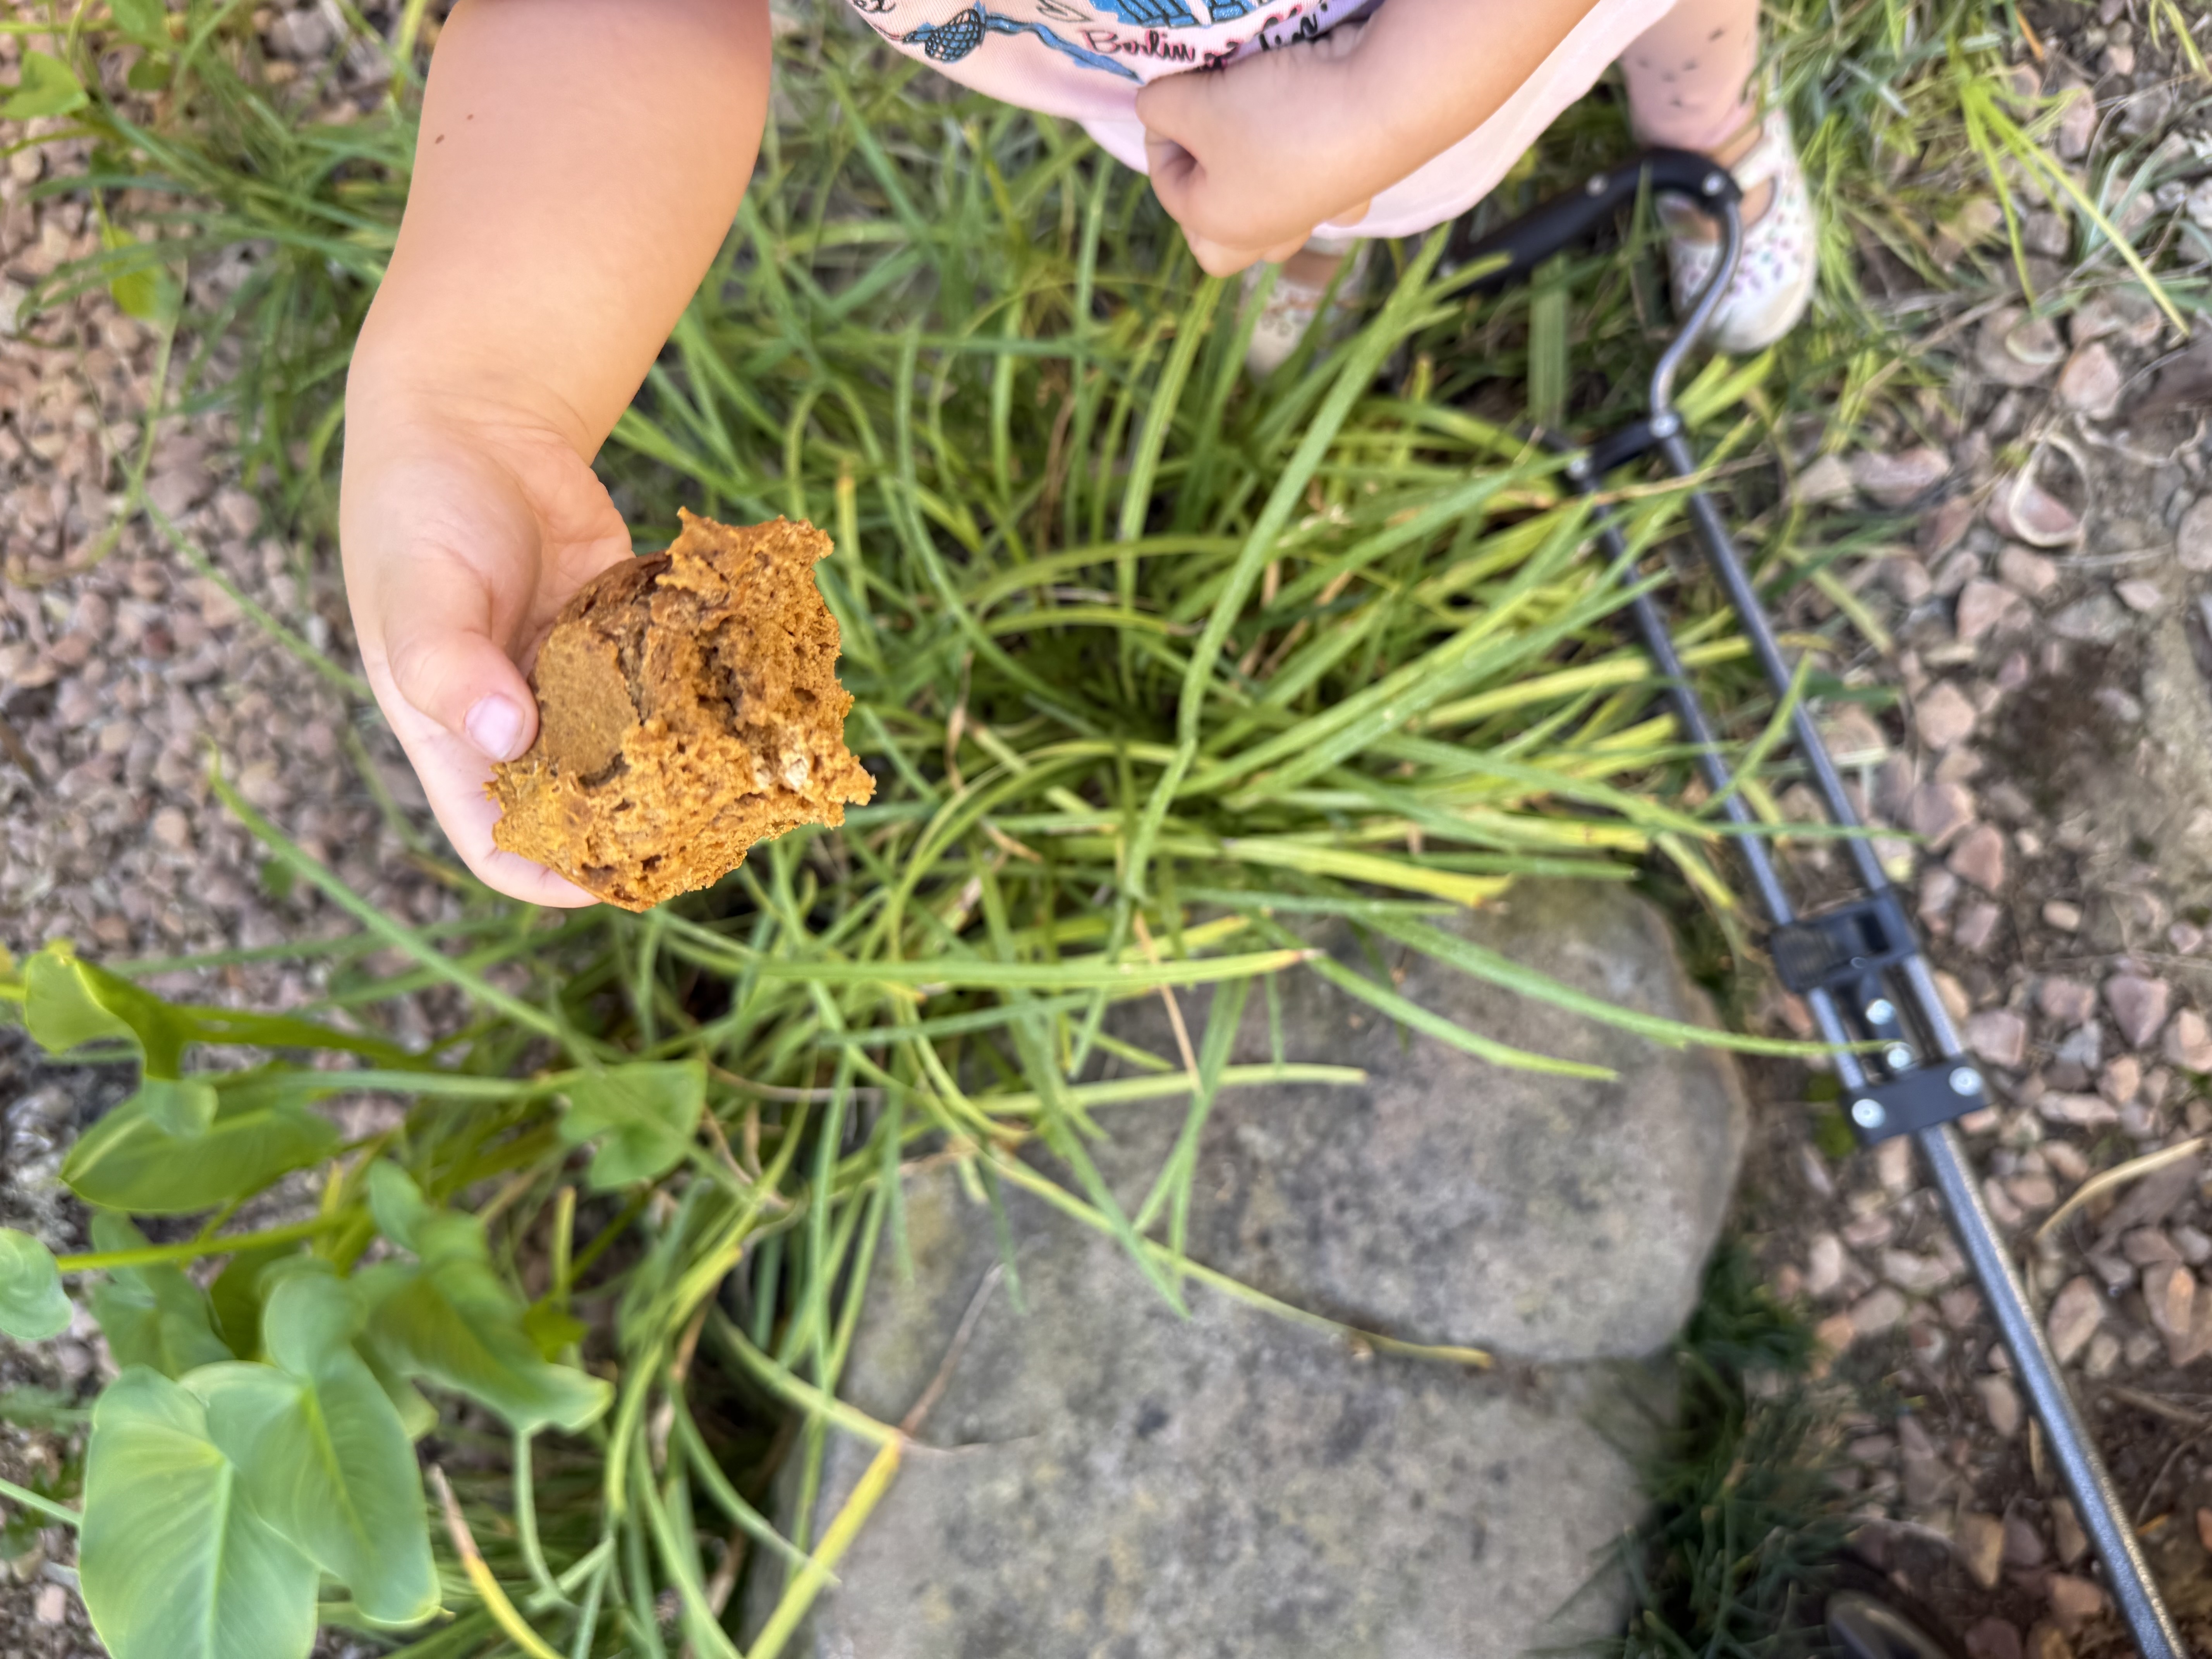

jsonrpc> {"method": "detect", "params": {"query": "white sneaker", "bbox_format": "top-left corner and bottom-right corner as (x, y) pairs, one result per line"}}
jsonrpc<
(1661, 103), (1817, 354)
(1240, 236), (1370, 380)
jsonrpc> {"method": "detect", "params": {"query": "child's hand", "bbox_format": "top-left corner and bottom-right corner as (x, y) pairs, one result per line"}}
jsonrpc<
(1138, 0), (1606, 275)
(1136, 24), (1379, 276)
(341, 401), (628, 907)
(330, 0), (769, 905)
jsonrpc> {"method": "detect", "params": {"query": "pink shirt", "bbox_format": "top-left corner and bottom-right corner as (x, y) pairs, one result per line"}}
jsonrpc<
(843, 0), (1685, 238)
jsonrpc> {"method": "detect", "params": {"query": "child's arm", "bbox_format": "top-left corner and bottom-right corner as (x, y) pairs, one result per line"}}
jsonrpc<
(1137, 0), (1606, 274)
(341, 0), (768, 904)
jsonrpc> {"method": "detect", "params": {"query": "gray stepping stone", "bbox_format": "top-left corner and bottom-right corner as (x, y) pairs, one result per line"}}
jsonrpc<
(755, 880), (1746, 1657)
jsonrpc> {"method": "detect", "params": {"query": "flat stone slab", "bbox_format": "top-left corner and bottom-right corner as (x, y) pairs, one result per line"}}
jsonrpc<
(785, 1177), (1658, 1659)
(757, 879), (1744, 1656)
(1093, 878), (1749, 1361)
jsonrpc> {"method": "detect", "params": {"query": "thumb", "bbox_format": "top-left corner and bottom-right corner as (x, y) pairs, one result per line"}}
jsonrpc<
(376, 553), (541, 764)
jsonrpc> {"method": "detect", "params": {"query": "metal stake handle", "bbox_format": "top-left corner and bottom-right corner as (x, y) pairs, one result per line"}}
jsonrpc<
(1647, 424), (2185, 1659)
(1518, 174), (2186, 1657)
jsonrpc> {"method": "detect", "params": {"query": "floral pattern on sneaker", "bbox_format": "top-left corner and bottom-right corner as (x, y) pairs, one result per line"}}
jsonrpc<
(1662, 103), (1817, 355)
(1239, 237), (1370, 380)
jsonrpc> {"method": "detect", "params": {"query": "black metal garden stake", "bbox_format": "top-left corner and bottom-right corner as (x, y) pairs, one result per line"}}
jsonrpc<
(1451, 151), (2185, 1659)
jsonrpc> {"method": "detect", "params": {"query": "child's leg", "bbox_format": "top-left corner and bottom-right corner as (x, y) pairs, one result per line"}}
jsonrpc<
(1619, 0), (1815, 352)
(1618, 0), (1761, 156)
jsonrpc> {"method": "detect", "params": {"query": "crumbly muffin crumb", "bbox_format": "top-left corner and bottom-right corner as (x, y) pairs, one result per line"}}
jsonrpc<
(488, 511), (873, 910)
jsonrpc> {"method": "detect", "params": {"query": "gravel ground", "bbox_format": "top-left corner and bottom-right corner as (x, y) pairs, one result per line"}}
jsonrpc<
(1743, 12), (2212, 1654)
(5, 2), (2212, 1657)
(0, 13), (446, 1656)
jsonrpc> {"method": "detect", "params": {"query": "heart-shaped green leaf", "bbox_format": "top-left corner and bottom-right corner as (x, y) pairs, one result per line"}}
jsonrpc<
(357, 1167), (611, 1434)
(26, 946), (192, 1075)
(79, 1368), (318, 1659)
(191, 1277), (438, 1627)
(559, 1060), (706, 1188)
(86, 1216), (232, 1378)
(99, 225), (179, 324)
(108, 0), (168, 43)
(205, 1243), (305, 1364)
(2, 52), (87, 120)
(136, 1076), (220, 1138)
(356, 1340), (439, 1441)
(365, 1158), (433, 1252)
(522, 1299), (588, 1361)
(65, 1068), (340, 1214)
(0, 1228), (70, 1341)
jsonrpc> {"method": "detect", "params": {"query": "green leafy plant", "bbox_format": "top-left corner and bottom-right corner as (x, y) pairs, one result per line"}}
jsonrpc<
(0, 941), (635, 1657)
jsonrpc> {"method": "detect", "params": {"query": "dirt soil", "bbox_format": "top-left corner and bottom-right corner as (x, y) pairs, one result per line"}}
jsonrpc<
(1737, 6), (2212, 1656)
(0, 9), (444, 1657)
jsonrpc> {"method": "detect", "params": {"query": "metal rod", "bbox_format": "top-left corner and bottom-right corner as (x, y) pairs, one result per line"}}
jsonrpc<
(1496, 167), (2182, 1654)
(1917, 1121), (2183, 1657)
(1615, 448), (2185, 1659)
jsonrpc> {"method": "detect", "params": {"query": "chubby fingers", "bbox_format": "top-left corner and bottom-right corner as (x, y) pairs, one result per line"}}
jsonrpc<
(358, 554), (604, 907)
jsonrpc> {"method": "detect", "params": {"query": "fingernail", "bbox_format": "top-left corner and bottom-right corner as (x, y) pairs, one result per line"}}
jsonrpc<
(465, 695), (527, 762)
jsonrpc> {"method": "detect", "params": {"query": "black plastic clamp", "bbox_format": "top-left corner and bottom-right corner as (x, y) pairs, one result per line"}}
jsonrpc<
(1842, 1062), (1989, 1144)
(1770, 891), (1918, 997)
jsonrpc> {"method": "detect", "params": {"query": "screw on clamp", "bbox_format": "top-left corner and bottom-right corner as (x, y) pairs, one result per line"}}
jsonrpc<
(1865, 999), (1896, 1025)
(1951, 1067), (1983, 1097)
(1851, 1098), (1886, 1130)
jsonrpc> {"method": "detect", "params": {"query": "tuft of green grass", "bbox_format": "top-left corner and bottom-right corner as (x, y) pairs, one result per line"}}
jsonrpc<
(1608, 1246), (1853, 1659)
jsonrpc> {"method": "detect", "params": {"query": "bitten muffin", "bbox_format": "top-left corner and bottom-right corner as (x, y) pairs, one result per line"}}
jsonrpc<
(487, 510), (874, 910)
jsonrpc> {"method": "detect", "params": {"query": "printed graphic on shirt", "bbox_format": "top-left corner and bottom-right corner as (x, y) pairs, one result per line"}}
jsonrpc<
(850, 0), (1362, 87)
(900, 5), (1144, 79)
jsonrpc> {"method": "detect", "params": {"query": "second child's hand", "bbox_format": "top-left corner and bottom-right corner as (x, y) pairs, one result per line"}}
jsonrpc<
(1136, 0), (1605, 275)
(1136, 24), (1376, 277)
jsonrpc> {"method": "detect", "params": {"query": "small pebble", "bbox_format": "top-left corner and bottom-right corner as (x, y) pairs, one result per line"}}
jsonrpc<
(1954, 899), (2003, 952)
(1948, 823), (2008, 892)
(1957, 1511), (2006, 1590)
(2178, 496), (2212, 573)
(1964, 579), (2026, 641)
(2039, 977), (2096, 1027)
(1966, 1008), (2028, 1068)
(1997, 544), (2060, 597)
(2052, 1499), (2087, 1566)
(1914, 680), (1979, 749)
(2056, 341), (2124, 419)
(2047, 1574), (2107, 1636)
(2100, 1054), (2142, 1104)
(2115, 577), (2163, 613)
(2105, 972), (2171, 1048)
(1874, 1137), (1914, 1196)
(2050, 593), (2127, 643)
(1851, 446), (1952, 507)
(1805, 1233), (1847, 1297)
(1965, 1618), (2024, 1659)
(2047, 1276), (2104, 1364)
(2164, 1008), (2212, 1072)
(1848, 1286), (1908, 1338)
(1908, 780), (1977, 848)
(1990, 474), (2083, 547)
(2144, 1259), (2196, 1344)
(2042, 900), (2083, 933)
(1976, 1372), (2022, 1438)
